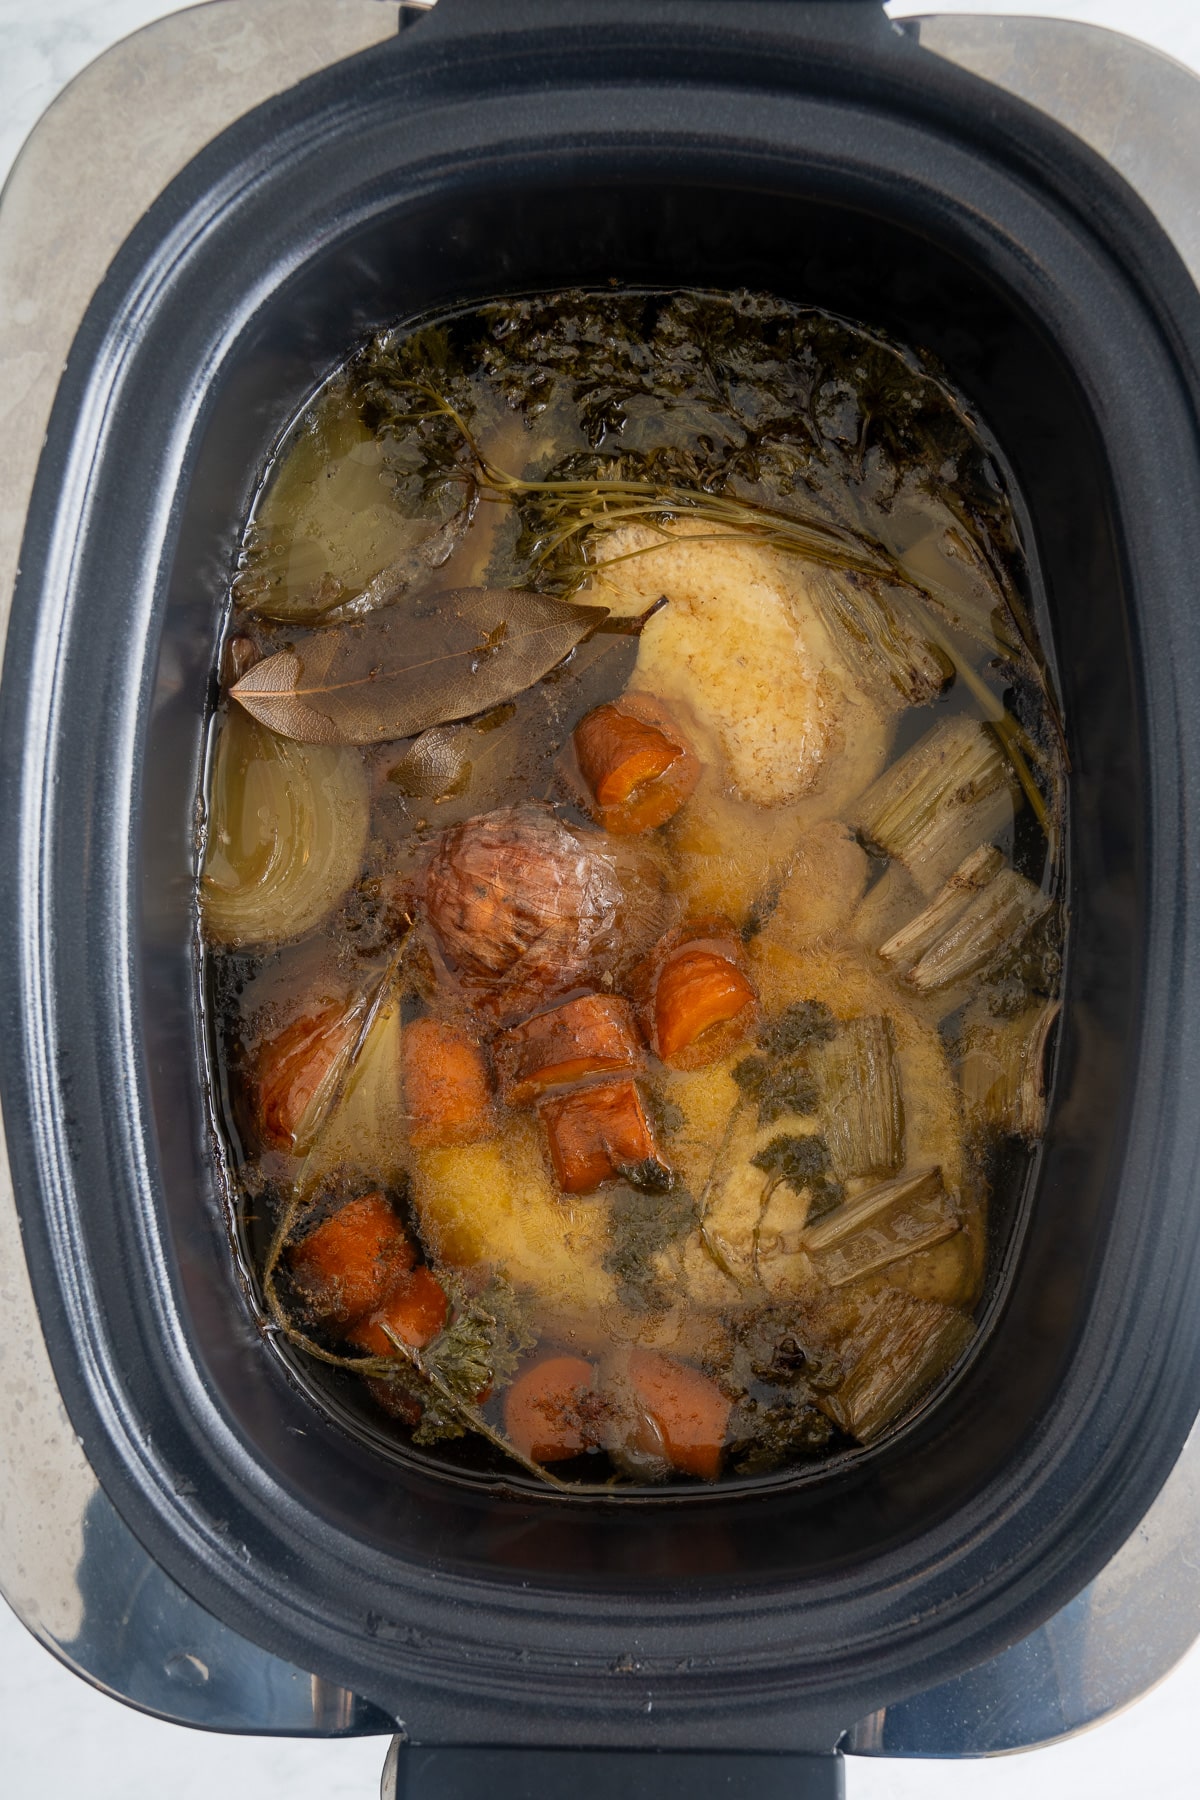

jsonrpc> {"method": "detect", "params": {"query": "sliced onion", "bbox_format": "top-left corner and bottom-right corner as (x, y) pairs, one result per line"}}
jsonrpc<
(201, 708), (369, 947)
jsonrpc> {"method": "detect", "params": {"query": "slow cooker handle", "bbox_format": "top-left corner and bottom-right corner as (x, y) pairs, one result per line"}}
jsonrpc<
(381, 1744), (844, 1799)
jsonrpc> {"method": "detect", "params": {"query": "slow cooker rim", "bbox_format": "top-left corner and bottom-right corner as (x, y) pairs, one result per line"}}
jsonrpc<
(2, 0), (1200, 1742)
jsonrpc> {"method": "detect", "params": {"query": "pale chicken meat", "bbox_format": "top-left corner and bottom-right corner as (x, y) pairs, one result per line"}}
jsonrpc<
(586, 522), (895, 813)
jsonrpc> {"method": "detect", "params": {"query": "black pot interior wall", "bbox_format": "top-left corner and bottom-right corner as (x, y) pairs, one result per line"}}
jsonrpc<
(146, 176), (1126, 1584)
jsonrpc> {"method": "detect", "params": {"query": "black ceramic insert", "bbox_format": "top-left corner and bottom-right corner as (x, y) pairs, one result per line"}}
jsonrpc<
(4, 0), (1200, 1757)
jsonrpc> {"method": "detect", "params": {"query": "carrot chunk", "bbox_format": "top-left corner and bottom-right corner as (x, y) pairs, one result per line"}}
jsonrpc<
(650, 935), (757, 1069)
(403, 1017), (494, 1148)
(288, 1192), (416, 1327)
(573, 696), (700, 835)
(503, 1355), (598, 1462)
(256, 1001), (358, 1151)
(349, 1265), (449, 1356)
(495, 994), (644, 1105)
(539, 1078), (664, 1194)
(627, 1349), (731, 1480)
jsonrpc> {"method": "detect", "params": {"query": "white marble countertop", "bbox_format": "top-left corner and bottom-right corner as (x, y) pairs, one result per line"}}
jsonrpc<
(2, 3), (1200, 1797)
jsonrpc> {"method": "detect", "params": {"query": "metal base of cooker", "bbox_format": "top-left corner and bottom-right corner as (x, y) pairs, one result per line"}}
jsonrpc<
(1, 0), (1198, 1766)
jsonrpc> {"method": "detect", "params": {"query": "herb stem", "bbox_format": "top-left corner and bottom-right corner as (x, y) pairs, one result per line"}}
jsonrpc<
(377, 1326), (574, 1492)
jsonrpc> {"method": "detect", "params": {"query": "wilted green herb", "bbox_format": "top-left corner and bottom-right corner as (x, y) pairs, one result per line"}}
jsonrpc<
(619, 1157), (676, 1194)
(732, 1055), (819, 1126)
(752, 1135), (844, 1214)
(723, 1304), (841, 1396)
(730, 1003), (838, 1125)
(603, 1185), (700, 1312)
(404, 1273), (536, 1444)
(758, 1001), (838, 1059)
(727, 1398), (836, 1475)
(749, 1134), (845, 1283)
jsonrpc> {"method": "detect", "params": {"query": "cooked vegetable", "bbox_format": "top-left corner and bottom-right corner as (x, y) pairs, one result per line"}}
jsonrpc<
(288, 1192), (415, 1327)
(539, 1079), (667, 1195)
(255, 999), (367, 1153)
(905, 867), (1050, 994)
(823, 1289), (974, 1442)
(496, 994), (644, 1105)
(231, 589), (609, 745)
(233, 391), (469, 625)
(202, 709), (369, 946)
(650, 933), (758, 1069)
(402, 1017), (494, 1148)
(807, 567), (950, 706)
(349, 1266), (450, 1355)
(625, 1349), (731, 1480)
(958, 1000), (1061, 1139)
(803, 1166), (958, 1288)
(879, 843), (1005, 971)
(503, 1355), (598, 1462)
(818, 1013), (904, 1181)
(295, 982), (406, 1194)
(317, 510), (471, 625)
(573, 694), (700, 834)
(422, 806), (623, 1017)
(856, 717), (1019, 894)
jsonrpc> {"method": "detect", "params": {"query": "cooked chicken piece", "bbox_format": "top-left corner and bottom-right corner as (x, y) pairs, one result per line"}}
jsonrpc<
(665, 768), (812, 924)
(765, 820), (870, 950)
(584, 523), (894, 811)
(408, 1117), (615, 1342)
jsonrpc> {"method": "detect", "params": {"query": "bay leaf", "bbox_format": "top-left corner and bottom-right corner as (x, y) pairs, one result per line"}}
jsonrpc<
(230, 588), (610, 745)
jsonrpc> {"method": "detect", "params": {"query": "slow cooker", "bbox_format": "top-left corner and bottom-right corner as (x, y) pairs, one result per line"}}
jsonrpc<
(4, 2), (1200, 1794)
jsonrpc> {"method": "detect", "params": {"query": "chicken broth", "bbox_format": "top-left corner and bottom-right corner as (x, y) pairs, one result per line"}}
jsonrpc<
(202, 290), (1065, 1490)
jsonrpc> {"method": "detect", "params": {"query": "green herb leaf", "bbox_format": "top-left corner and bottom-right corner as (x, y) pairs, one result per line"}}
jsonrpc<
(728, 1399), (835, 1475)
(751, 1134), (844, 1211)
(732, 1055), (820, 1126)
(756, 1001), (838, 1058)
(603, 1185), (700, 1313)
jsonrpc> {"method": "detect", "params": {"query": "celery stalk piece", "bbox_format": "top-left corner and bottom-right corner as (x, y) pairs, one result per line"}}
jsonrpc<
(804, 1165), (945, 1252)
(879, 843), (1004, 971)
(805, 1167), (958, 1289)
(818, 1014), (904, 1181)
(959, 999), (1062, 1139)
(856, 717), (1019, 894)
(806, 567), (951, 707)
(907, 868), (1050, 994)
(825, 1289), (974, 1442)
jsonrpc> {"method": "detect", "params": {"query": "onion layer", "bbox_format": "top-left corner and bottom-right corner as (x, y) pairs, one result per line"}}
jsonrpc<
(201, 709), (368, 947)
